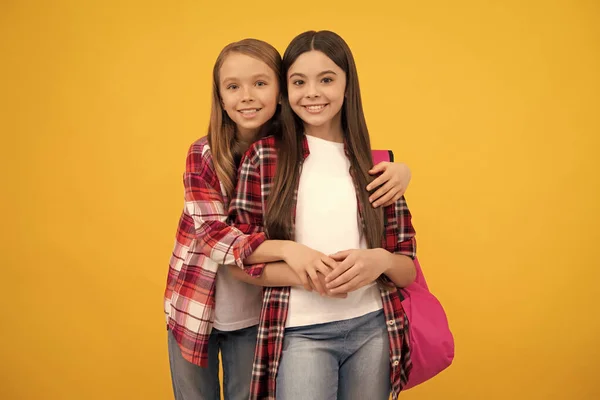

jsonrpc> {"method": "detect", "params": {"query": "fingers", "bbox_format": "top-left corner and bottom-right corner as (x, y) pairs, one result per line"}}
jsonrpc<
(325, 255), (354, 283)
(308, 278), (317, 292)
(307, 267), (326, 295)
(329, 276), (367, 294)
(326, 264), (360, 289)
(369, 180), (395, 206)
(297, 271), (311, 291)
(373, 186), (402, 208)
(328, 251), (351, 262)
(366, 172), (389, 193)
(368, 161), (389, 177)
(318, 255), (338, 271)
(302, 278), (313, 291)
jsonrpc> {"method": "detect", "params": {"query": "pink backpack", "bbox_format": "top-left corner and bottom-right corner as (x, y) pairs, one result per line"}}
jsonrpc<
(372, 149), (454, 389)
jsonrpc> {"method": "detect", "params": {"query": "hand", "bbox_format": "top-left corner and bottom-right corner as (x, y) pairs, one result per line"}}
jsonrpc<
(367, 162), (411, 208)
(283, 242), (339, 295)
(310, 271), (348, 299)
(325, 248), (391, 294)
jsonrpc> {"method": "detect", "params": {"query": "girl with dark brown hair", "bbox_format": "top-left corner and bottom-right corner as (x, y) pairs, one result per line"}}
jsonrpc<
(229, 31), (417, 400)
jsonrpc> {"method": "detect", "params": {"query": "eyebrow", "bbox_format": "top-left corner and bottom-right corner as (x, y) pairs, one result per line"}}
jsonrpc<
(289, 70), (338, 79)
(221, 73), (273, 83)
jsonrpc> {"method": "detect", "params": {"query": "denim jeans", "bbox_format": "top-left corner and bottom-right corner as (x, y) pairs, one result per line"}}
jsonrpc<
(168, 325), (258, 400)
(276, 309), (390, 400)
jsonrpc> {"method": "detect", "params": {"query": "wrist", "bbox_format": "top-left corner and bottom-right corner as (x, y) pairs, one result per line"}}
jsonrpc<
(281, 240), (296, 263)
(374, 248), (394, 273)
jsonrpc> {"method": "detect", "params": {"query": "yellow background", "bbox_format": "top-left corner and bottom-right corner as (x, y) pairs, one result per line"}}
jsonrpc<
(1, 0), (599, 399)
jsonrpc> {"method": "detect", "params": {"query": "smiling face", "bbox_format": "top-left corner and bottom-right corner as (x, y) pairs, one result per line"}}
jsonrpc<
(287, 50), (347, 137)
(219, 52), (279, 142)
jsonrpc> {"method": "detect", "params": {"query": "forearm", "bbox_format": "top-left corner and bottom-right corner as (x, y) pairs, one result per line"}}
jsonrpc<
(244, 240), (295, 264)
(380, 249), (416, 288)
(183, 184), (266, 268)
(226, 261), (302, 287)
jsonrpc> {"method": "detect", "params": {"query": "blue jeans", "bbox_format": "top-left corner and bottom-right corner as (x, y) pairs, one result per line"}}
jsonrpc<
(167, 325), (258, 400)
(276, 309), (390, 400)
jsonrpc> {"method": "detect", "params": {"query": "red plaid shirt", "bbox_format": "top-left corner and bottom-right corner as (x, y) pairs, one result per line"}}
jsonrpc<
(164, 136), (267, 367)
(229, 135), (417, 400)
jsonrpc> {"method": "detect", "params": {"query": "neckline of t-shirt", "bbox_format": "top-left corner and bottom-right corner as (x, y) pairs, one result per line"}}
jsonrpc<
(305, 133), (345, 148)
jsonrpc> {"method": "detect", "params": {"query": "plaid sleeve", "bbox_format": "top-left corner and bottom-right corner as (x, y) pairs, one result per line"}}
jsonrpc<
(228, 145), (267, 277)
(183, 143), (266, 270)
(164, 211), (194, 310)
(383, 195), (416, 259)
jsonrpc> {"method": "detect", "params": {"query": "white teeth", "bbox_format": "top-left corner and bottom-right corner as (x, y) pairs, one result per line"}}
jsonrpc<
(239, 109), (259, 114)
(305, 105), (326, 112)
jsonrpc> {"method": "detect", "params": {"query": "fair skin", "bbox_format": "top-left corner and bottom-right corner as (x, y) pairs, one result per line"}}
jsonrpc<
(221, 53), (411, 207)
(368, 162), (411, 208)
(287, 53), (345, 142)
(228, 260), (347, 298)
(233, 50), (415, 294)
(242, 240), (338, 294)
(220, 51), (413, 294)
(219, 52), (279, 143)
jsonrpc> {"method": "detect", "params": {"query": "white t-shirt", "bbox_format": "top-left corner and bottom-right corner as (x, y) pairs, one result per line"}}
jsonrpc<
(286, 134), (383, 328)
(213, 265), (262, 331)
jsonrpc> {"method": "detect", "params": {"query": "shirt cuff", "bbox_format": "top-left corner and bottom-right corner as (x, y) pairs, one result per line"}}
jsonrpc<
(234, 232), (267, 276)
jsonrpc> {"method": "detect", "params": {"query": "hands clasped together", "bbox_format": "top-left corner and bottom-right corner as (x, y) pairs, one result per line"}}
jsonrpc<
(283, 243), (392, 298)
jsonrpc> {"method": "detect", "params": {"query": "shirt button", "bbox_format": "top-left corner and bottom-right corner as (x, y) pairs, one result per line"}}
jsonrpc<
(387, 320), (395, 326)
(393, 360), (400, 366)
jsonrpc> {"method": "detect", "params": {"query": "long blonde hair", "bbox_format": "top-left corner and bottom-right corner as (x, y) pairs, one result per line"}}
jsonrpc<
(207, 39), (282, 199)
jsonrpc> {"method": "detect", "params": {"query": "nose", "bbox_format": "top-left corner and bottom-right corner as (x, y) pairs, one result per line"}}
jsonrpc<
(305, 81), (320, 99)
(241, 86), (255, 103)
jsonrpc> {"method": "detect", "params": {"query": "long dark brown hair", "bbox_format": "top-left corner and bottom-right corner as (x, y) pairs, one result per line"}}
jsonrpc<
(265, 30), (384, 248)
(207, 39), (282, 199)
